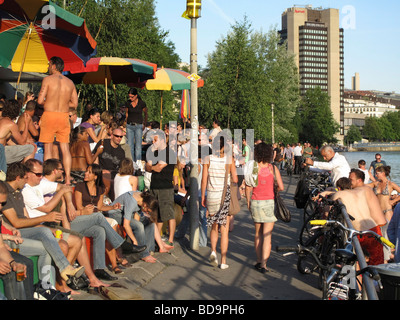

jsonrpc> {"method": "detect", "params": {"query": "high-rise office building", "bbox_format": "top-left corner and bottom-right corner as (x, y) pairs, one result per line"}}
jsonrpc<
(280, 5), (344, 140)
(352, 72), (360, 91)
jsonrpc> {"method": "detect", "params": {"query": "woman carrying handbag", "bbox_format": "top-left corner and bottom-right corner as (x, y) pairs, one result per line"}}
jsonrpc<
(244, 143), (284, 273)
(201, 134), (238, 270)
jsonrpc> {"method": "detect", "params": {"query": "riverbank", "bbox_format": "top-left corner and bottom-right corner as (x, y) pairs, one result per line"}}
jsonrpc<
(349, 142), (400, 152)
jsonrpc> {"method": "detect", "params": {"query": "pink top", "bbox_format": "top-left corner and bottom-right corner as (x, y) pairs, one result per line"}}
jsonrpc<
(251, 164), (274, 200)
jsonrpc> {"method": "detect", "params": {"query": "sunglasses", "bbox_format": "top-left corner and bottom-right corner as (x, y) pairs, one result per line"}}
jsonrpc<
(30, 171), (43, 177)
(0, 201), (6, 206)
(113, 134), (123, 138)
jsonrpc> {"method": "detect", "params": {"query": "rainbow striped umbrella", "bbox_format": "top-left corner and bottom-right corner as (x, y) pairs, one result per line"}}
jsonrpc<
(67, 56), (157, 110)
(0, 0), (97, 95)
(180, 89), (190, 121)
(145, 67), (204, 90)
(68, 56), (156, 85)
(138, 67), (204, 127)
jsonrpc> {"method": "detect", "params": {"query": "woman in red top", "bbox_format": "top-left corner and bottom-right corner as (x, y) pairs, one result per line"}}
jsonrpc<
(245, 143), (284, 273)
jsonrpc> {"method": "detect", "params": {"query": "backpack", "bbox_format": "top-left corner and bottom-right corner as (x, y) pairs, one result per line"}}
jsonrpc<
(294, 178), (310, 209)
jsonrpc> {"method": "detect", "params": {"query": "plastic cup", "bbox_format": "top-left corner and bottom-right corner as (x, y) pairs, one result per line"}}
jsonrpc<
(16, 269), (25, 282)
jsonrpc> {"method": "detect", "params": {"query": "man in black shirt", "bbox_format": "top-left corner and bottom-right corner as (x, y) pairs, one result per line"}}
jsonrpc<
(93, 128), (126, 199)
(145, 130), (176, 247)
(94, 128), (126, 174)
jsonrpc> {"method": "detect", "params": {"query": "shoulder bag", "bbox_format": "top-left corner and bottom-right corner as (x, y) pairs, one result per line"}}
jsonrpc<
(272, 164), (291, 223)
(221, 163), (240, 216)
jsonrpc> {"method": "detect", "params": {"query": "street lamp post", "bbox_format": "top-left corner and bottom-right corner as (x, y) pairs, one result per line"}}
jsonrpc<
(185, 0), (201, 250)
(271, 103), (275, 144)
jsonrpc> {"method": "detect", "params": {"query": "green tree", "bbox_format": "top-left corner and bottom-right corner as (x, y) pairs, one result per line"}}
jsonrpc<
(54, 0), (180, 122)
(381, 111), (400, 141)
(298, 87), (339, 147)
(345, 125), (362, 144)
(199, 18), (300, 142)
(363, 117), (383, 141)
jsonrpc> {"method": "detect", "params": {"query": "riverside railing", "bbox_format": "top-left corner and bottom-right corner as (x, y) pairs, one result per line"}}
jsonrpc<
(338, 199), (379, 300)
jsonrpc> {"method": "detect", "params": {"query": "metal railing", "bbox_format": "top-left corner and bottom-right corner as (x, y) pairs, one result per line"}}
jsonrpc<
(338, 199), (379, 300)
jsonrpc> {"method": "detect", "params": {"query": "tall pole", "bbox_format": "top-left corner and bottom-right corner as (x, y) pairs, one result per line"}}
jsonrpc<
(184, 0), (201, 250)
(271, 103), (275, 144)
(189, 17), (199, 251)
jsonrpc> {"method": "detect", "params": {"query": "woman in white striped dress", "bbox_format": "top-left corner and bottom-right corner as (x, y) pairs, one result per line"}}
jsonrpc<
(201, 134), (238, 269)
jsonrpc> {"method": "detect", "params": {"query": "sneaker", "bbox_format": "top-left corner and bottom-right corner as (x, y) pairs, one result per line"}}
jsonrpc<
(209, 251), (218, 267)
(220, 263), (229, 270)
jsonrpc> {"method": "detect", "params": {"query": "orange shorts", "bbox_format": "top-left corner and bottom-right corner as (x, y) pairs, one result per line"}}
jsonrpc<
(39, 111), (71, 144)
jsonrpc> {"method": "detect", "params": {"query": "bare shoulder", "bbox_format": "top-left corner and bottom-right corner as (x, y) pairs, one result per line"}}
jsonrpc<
(0, 117), (14, 127)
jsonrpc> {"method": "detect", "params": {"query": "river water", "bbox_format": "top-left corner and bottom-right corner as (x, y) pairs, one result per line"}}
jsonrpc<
(339, 151), (400, 186)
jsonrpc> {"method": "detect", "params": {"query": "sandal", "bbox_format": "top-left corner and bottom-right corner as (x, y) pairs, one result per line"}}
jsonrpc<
(117, 258), (132, 268)
(112, 266), (124, 274)
(259, 267), (270, 274)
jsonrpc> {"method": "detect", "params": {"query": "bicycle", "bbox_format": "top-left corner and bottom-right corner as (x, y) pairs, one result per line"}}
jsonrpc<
(298, 196), (347, 283)
(277, 219), (395, 300)
(299, 195), (344, 246)
(301, 173), (332, 224)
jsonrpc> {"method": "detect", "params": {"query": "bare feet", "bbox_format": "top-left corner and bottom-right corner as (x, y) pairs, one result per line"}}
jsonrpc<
(163, 242), (174, 250)
(141, 255), (157, 263)
(89, 277), (110, 288)
(159, 247), (170, 253)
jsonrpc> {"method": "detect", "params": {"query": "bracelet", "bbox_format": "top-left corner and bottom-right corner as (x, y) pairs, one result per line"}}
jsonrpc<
(9, 260), (15, 267)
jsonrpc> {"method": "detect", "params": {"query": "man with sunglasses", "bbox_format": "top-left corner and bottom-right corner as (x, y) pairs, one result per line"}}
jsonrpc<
(368, 153), (387, 182)
(1, 163), (86, 293)
(93, 128), (126, 178)
(93, 128), (126, 200)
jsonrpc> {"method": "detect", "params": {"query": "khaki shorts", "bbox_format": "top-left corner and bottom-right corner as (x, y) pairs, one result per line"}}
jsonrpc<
(150, 188), (175, 223)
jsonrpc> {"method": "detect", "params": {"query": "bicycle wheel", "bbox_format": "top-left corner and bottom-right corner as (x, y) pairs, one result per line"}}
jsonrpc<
(297, 250), (319, 274)
(299, 212), (323, 246)
(303, 197), (316, 224)
(297, 233), (323, 274)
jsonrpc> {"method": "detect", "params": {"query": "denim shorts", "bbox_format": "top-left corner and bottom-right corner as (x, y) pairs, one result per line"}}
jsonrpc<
(250, 199), (277, 223)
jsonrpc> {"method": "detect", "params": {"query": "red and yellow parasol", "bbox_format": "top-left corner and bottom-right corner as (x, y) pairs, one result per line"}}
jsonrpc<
(0, 0), (97, 95)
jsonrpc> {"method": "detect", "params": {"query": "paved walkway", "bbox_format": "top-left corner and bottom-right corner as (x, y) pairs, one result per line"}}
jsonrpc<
(74, 171), (322, 300)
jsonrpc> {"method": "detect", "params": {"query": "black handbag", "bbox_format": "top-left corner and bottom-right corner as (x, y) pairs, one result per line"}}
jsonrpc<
(272, 164), (291, 223)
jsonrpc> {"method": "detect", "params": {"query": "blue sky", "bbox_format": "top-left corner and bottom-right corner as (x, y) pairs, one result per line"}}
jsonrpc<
(155, 0), (399, 93)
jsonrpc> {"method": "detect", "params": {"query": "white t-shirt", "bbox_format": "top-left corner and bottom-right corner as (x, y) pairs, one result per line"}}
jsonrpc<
(293, 146), (303, 157)
(22, 179), (58, 218)
(360, 168), (371, 184)
(114, 174), (133, 199)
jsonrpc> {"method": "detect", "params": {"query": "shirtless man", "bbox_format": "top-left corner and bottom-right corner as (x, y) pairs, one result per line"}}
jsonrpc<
(38, 56), (78, 185)
(0, 99), (35, 173)
(331, 169), (386, 265)
(17, 100), (39, 141)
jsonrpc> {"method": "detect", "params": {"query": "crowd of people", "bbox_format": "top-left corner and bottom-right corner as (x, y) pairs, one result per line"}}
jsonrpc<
(0, 56), (267, 300)
(1, 56), (400, 300)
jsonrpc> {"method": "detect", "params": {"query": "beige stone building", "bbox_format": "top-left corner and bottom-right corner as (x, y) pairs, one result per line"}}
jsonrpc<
(280, 5), (344, 141)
